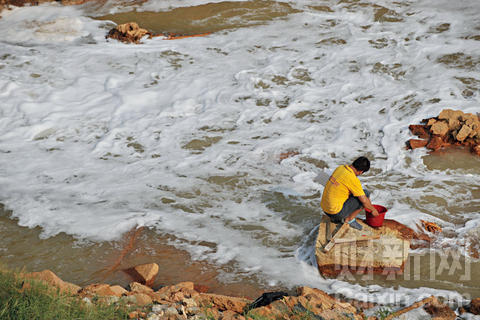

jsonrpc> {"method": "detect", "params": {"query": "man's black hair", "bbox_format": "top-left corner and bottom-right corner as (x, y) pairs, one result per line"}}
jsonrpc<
(352, 156), (370, 172)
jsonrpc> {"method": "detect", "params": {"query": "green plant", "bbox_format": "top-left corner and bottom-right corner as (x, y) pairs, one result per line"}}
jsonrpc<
(0, 268), (130, 320)
(243, 310), (272, 320)
(199, 302), (217, 320)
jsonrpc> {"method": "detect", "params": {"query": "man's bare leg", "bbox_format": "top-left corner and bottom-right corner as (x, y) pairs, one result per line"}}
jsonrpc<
(344, 207), (363, 223)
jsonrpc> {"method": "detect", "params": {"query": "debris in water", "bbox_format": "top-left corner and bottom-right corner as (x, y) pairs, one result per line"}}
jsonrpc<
(420, 220), (442, 233)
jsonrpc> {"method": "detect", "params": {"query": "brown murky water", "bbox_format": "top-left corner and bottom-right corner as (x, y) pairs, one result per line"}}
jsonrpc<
(95, 1), (300, 35)
(0, 204), (263, 298)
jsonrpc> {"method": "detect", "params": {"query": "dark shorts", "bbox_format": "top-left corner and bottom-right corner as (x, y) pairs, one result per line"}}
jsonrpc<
(324, 189), (370, 224)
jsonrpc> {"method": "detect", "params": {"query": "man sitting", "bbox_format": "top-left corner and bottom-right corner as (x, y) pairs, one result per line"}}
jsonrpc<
(320, 156), (378, 230)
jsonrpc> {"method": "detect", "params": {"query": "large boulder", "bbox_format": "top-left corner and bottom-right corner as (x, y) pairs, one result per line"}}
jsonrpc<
(23, 270), (80, 295)
(124, 262), (159, 286)
(315, 217), (411, 277)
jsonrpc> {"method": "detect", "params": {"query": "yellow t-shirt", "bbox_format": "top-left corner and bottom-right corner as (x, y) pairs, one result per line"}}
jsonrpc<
(320, 165), (365, 214)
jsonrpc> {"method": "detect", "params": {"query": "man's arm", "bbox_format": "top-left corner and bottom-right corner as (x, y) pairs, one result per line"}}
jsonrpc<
(358, 195), (379, 216)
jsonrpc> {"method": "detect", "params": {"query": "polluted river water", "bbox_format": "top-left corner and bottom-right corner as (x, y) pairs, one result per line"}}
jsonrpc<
(0, 0), (479, 308)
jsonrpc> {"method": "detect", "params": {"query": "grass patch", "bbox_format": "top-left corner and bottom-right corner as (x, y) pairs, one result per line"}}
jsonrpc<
(0, 268), (130, 320)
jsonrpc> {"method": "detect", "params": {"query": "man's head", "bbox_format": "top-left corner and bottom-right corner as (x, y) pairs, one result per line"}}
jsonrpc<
(352, 156), (370, 174)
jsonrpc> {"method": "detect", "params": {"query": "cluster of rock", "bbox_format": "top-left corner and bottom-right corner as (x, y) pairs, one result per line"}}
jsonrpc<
(407, 109), (480, 156)
(104, 22), (213, 43)
(106, 22), (153, 44)
(19, 262), (480, 319)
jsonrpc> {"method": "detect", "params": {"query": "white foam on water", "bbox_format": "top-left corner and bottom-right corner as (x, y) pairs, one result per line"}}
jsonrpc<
(0, 0), (479, 303)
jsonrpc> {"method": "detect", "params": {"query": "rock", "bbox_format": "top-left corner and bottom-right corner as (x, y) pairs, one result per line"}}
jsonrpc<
(122, 295), (139, 304)
(426, 135), (446, 151)
(315, 217), (410, 277)
(106, 22), (152, 44)
(124, 263), (159, 286)
(198, 293), (251, 314)
(164, 306), (179, 317)
(473, 145), (480, 156)
(456, 124), (473, 142)
(424, 297), (456, 320)
(408, 109), (480, 156)
(430, 121), (449, 136)
(110, 285), (128, 297)
(438, 109), (463, 121)
(381, 219), (431, 242)
(460, 112), (478, 123)
(80, 284), (116, 297)
(185, 306), (201, 316)
(221, 310), (245, 320)
(298, 286), (358, 314)
(408, 139), (428, 149)
(152, 304), (169, 313)
(155, 281), (198, 302)
(98, 296), (120, 305)
(194, 284), (209, 293)
(130, 282), (154, 294)
(467, 298), (480, 315)
(420, 220), (442, 233)
(409, 124), (430, 139)
(132, 293), (153, 306)
(447, 117), (461, 130)
(200, 307), (221, 320)
(182, 298), (198, 308)
(24, 270), (80, 295)
(252, 288), (361, 320)
(146, 313), (161, 320)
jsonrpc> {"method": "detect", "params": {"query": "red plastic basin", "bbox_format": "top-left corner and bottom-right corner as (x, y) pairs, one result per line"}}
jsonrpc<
(365, 204), (387, 227)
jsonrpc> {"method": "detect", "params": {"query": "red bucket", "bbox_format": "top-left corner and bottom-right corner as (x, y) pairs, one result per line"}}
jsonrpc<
(365, 204), (387, 227)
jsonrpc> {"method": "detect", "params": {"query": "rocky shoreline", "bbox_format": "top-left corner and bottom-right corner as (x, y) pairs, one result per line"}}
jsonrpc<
(21, 263), (480, 319)
(407, 109), (480, 156)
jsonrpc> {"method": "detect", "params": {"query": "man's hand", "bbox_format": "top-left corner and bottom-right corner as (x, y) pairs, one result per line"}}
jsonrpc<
(370, 208), (379, 216)
(358, 195), (379, 216)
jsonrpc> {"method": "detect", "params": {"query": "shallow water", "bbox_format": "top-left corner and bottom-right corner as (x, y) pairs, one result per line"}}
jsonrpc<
(0, 0), (479, 306)
(95, 1), (300, 35)
(0, 204), (264, 297)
